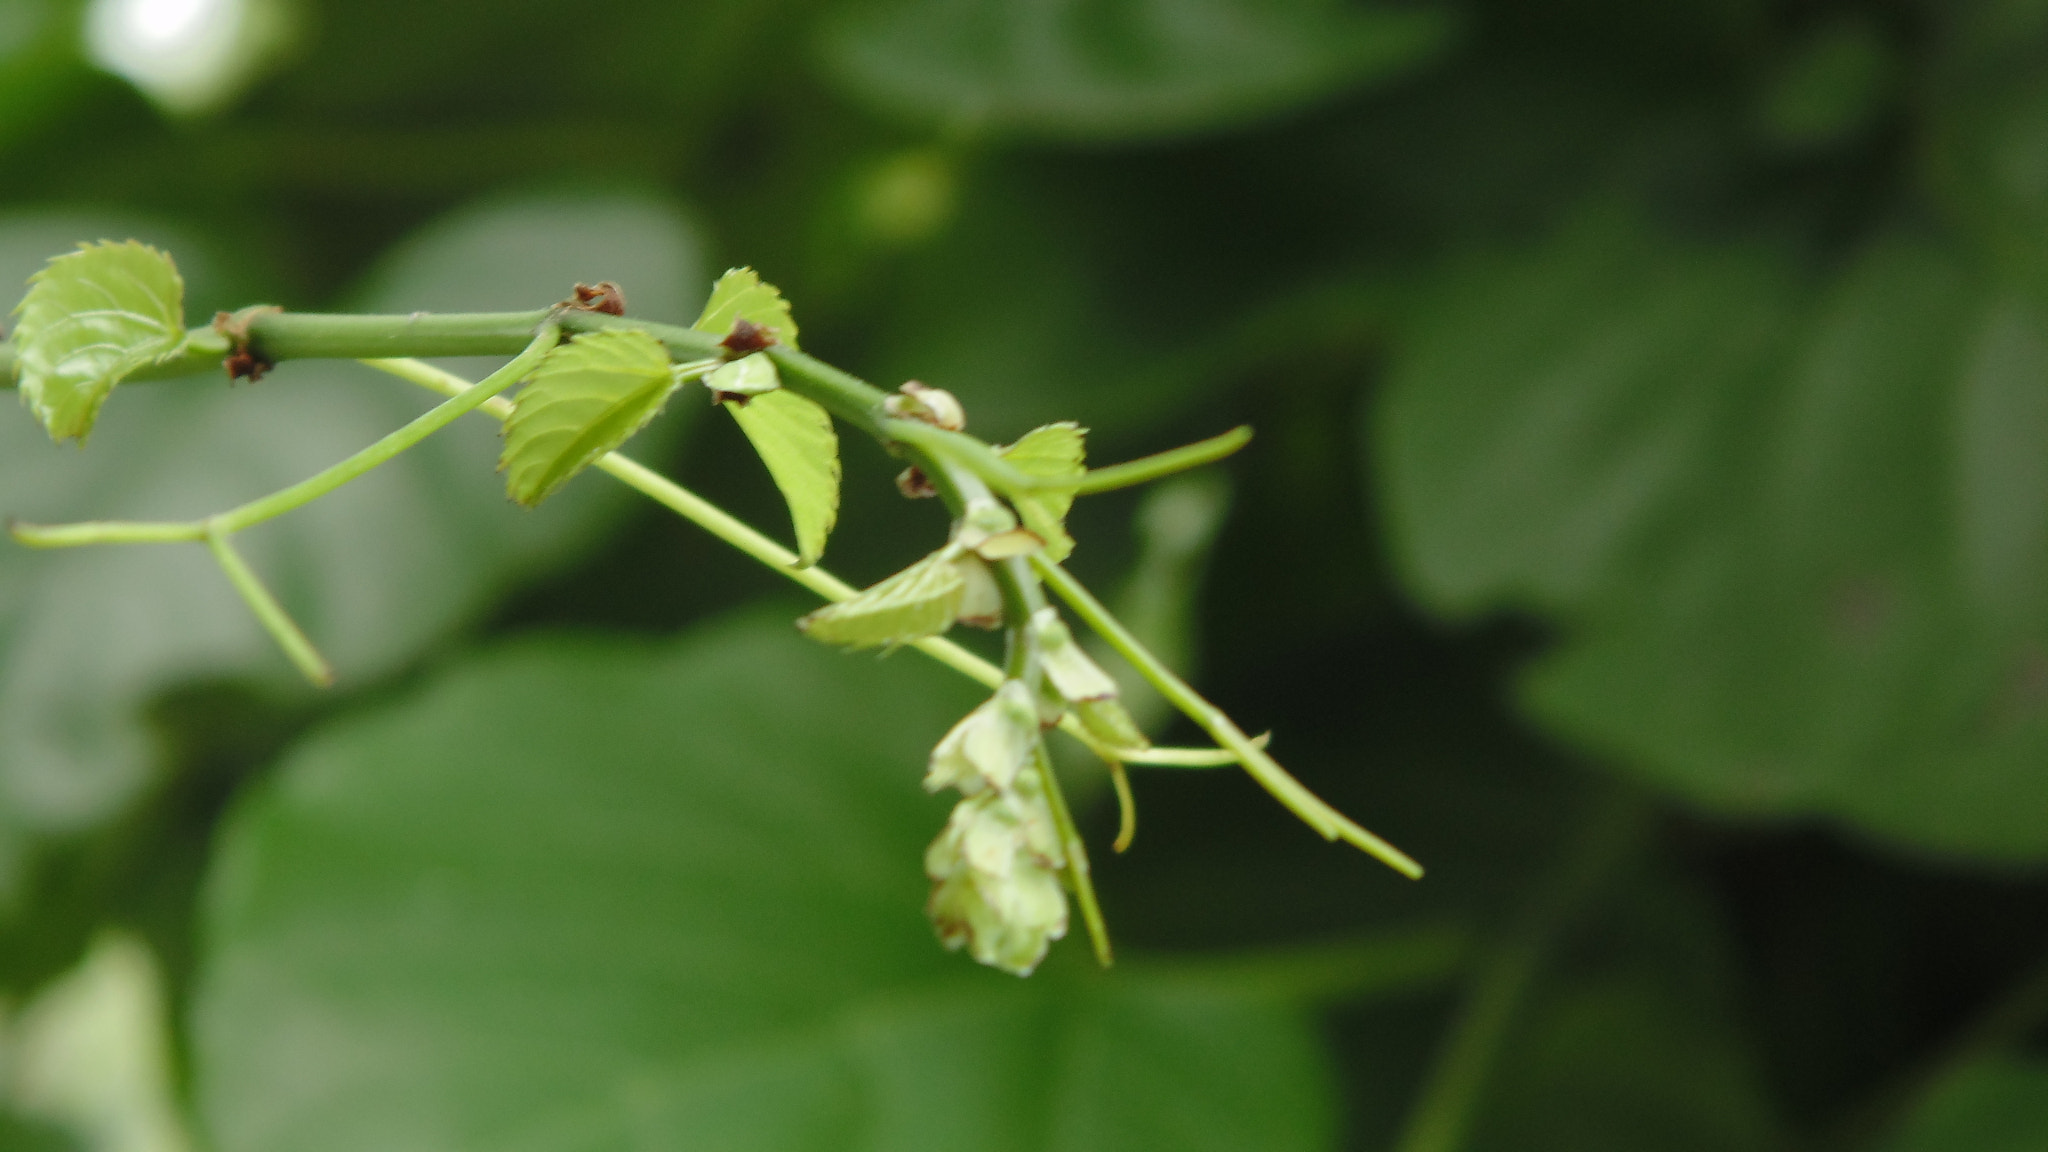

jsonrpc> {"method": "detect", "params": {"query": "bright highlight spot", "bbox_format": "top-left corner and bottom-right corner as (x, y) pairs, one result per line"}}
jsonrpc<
(84, 0), (289, 115)
(127, 0), (211, 46)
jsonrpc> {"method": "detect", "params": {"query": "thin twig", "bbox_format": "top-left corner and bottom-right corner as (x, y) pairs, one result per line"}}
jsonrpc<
(1034, 553), (1422, 877)
(204, 525), (333, 687)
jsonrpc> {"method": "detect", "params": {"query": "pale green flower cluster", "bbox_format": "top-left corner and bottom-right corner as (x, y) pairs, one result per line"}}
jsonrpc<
(922, 681), (1069, 975)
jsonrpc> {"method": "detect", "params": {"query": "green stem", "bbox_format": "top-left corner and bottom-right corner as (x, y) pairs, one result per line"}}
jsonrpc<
(887, 419), (1251, 498)
(1034, 739), (1113, 967)
(4, 309), (726, 387)
(1391, 794), (1646, 1152)
(763, 345), (894, 436)
(1034, 553), (1423, 878)
(1117, 744), (1245, 767)
(14, 304), (1247, 503)
(1064, 426), (1251, 494)
(205, 525), (333, 687)
(360, 356), (1234, 772)
(11, 518), (205, 547)
(251, 310), (561, 361)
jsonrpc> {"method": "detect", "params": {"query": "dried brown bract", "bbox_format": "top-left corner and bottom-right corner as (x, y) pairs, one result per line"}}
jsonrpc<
(896, 465), (938, 499)
(720, 318), (777, 357)
(561, 282), (627, 316)
(214, 306), (281, 383)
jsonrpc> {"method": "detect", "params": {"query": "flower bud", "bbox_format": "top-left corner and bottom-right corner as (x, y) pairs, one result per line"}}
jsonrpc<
(925, 680), (1040, 795)
(924, 779), (1068, 976)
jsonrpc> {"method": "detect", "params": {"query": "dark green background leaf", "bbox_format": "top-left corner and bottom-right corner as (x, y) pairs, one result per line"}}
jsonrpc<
(1879, 1059), (2048, 1152)
(817, 0), (1451, 141)
(1379, 218), (2048, 859)
(1468, 873), (1786, 1152)
(194, 613), (1336, 1152)
(1375, 211), (1802, 619)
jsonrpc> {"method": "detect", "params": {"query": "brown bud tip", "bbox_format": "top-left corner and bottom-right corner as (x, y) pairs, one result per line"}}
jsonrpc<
(565, 281), (628, 316)
(712, 391), (752, 407)
(720, 318), (777, 357)
(895, 466), (938, 499)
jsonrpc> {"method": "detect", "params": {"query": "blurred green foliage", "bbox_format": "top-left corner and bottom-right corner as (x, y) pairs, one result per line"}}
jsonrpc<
(1, 0), (2046, 1149)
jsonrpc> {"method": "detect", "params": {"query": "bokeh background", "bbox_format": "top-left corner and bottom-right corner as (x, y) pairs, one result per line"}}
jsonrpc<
(2, 0), (2047, 1149)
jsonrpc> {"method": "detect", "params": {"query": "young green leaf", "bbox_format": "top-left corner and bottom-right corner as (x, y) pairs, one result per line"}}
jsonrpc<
(798, 547), (965, 648)
(1000, 421), (1086, 561)
(10, 240), (187, 443)
(693, 267), (800, 348)
(688, 270), (838, 562)
(702, 351), (780, 398)
(499, 328), (678, 507)
(728, 383), (841, 566)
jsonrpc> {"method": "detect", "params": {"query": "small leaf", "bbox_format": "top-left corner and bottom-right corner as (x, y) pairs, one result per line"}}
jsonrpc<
(727, 378), (842, 565)
(1031, 607), (1118, 702)
(499, 328), (678, 507)
(687, 274), (837, 563)
(1000, 421), (1087, 561)
(10, 240), (186, 443)
(693, 267), (800, 348)
(703, 351), (780, 397)
(798, 548), (965, 648)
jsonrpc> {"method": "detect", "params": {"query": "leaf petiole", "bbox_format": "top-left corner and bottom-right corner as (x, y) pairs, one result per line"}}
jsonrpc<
(205, 524), (333, 687)
(1033, 553), (1423, 878)
(886, 417), (1252, 499)
(1062, 426), (1252, 494)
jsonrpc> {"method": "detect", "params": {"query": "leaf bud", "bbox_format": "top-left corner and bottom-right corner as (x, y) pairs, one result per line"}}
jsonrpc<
(956, 496), (1039, 560)
(885, 380), (967, 431)
(1029, 607), (1119, 702)
(1076, 697), (1150, 751)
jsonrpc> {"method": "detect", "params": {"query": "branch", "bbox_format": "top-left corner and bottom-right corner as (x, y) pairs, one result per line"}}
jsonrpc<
(360, 357), (1246, 775)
